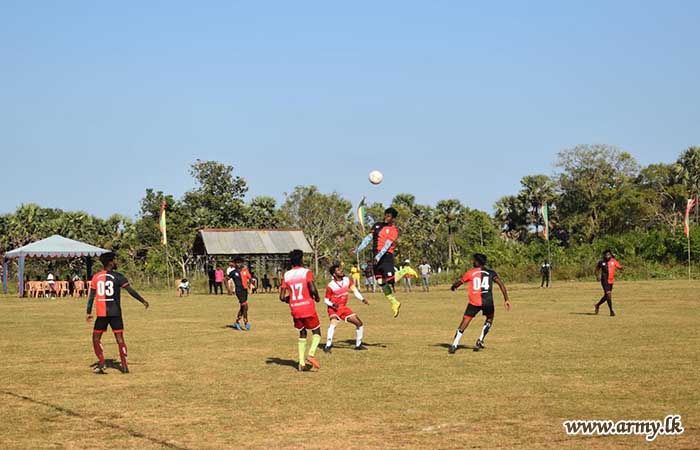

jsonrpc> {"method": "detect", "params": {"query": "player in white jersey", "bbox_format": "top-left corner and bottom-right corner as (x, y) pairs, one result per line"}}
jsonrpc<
(323, 264), (369, 353)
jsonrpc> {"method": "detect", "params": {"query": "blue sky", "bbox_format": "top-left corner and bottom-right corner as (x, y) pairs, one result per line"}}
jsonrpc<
(1, 1), (698, 218)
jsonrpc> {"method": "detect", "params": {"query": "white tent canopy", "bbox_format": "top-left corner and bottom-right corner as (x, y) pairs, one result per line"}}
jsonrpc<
(2, 235), (109, 296)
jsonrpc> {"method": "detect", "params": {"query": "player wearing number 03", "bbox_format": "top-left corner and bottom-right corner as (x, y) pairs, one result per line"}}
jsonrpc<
(448, 253), (510, 354)
(279, 249), (323, 371)
(323, 264), (369, 353)
(86, 252), (149, 374)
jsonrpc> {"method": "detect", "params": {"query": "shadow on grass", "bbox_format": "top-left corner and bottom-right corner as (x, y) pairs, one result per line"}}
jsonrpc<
(265, 357), (299, 369)
(569, 312), (599, 316)
(432, 343), (475, 350)
(223, 324), (241, 330)
(0, 390), (192, 450)
(89, 359), (125, 370)
(335, 339), (387, 349)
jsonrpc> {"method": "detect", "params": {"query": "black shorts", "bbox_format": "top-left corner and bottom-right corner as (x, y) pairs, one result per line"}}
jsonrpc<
(94, 316), (124, 333)
(602, 282), (613, 293)
(374, 253), (395, 283)
(236, 290), (249, 304)
(464, 301), (494, 318)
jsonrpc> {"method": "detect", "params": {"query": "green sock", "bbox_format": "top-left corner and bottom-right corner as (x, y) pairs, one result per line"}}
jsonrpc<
(386, 293), (399, 306)
(297, 338), (306, 363)
(308, 334), (321, 357)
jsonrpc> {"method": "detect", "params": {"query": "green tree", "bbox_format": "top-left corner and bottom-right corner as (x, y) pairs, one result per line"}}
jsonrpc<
(245, 196), (280, 229)
(556, 144), (640, 242)
(181, 159), (248, 228)
(518, 175), (556, 234)
(673, 146), (700, 223)
(435, 199), (464, 266)
(280, 186), (353, 274)
(494, 195), (528, 241)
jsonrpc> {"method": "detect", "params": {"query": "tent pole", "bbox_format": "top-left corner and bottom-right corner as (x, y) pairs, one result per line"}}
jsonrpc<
(86, 257), (93, 280)
(2, 258), (8, 294)
(18, 255), (25, 298)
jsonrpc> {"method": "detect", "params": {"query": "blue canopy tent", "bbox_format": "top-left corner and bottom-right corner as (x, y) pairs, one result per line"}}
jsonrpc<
(2, 235), (109, 297)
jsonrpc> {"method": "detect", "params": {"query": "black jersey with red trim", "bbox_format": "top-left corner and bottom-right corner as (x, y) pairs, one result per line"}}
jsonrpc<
(597, 258), (622, 285)
(88, 270), (130, 317)
(371, 222), (398, 258)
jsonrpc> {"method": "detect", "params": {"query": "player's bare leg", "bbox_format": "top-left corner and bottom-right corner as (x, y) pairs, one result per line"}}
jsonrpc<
(449, 315), (473, 354)
(241, 303), (251, 330)
(92, 331), (106, 373)
(324, 318), (340, 353)
(475, 314), (494, 351)
(606, 293), (615, 316)
(347, 315), (366, 350)
(114, 331), (129, 373)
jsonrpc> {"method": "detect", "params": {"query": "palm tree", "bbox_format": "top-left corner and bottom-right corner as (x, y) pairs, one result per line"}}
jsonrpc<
(436, 199), (464, 267)
(674, 146), (700, 223)
(518, 175), (555, 234)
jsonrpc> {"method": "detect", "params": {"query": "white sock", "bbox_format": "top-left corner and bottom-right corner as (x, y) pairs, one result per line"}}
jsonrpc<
(479, 321), (491, 342)
(326, 323), (336, 347)
(452, 330), (463, 347)
(356, 326), (364, 347)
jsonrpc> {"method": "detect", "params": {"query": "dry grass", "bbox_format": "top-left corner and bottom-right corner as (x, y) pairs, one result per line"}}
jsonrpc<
(1, 280), (698, 449)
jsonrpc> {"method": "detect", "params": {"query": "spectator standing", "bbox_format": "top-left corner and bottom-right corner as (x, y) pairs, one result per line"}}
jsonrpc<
(418, 260), (432, 292)
(214, 267), (225, 295)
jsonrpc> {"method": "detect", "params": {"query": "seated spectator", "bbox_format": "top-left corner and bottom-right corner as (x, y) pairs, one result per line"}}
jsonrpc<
(262, 274), (271, 293)
(46, 272), (57, 299)
(178, 278), (191, 297)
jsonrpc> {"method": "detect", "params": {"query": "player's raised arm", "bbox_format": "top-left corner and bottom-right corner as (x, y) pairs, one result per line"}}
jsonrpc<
(354, 234), (372, 253)
(351, 283), (368, 304)
(493, 275), (511, 311)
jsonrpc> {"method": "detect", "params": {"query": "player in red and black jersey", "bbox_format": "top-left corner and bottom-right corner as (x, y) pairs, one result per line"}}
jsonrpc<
(448, 254), (511, 354)
(86, 252), (149, 374)
(229, 256), (251, 331)
(594, 249), (623, 316)
(355, 207), (406, 318)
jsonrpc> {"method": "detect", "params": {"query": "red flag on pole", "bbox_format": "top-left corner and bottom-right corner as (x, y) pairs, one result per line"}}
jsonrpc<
(684, 198), (695, 237)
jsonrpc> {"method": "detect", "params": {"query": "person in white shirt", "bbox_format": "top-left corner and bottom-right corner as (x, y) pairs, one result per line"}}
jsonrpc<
(46, 272), (57, 298)
(178, 278), (191, 297)
(418, 260), (432, 292)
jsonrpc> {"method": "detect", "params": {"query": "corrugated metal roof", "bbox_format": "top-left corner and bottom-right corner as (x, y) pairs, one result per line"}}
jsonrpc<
(4, 235), (109, 259)
(196, 229), (313, 255)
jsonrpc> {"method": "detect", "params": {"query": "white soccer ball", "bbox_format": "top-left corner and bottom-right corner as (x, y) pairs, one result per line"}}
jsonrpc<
(369, 170), (384, 185)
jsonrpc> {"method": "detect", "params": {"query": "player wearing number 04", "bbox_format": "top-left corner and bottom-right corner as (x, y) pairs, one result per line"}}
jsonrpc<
(279, 249), (323, 372)
(86, 252), (149, 374)
(448, 253), (510, 354)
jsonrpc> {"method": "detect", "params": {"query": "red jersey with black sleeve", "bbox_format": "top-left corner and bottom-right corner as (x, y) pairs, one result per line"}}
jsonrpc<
(87, 270), (130, 317)
(598, 258), (622, 284)
(459, 267), (498, 307)
(325, 276), (353, 307)
(240, 267), (251, 289)
(281, 267), (317, 318)
(371, 222), (398, 257)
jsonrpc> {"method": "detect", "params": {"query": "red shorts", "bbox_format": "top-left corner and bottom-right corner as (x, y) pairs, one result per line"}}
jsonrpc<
(328, 305), (356, 321)
(293, 314), (321, 330)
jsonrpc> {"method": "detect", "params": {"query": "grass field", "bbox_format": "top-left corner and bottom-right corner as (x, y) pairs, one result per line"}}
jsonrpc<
(1, 280), (698, 449)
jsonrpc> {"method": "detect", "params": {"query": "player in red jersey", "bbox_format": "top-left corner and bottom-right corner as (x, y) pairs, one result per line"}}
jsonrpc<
(322, 264), (369, 353)
(355, 207), (409, 318)
(279, 249), (323, 371)
(86, 252), (149, 374)
(594, 249), (623, 316)
(448, 253), (511, 354)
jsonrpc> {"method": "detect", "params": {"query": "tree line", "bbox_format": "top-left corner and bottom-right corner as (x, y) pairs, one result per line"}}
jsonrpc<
(1, 145), (698, 284)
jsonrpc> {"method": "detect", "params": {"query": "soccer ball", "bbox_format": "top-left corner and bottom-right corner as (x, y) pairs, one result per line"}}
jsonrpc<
(369, 170), (384, 185)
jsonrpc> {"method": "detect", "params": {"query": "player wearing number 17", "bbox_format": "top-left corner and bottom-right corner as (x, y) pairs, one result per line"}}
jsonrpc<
(279, 249), (323, 372)
(86, 252), (149, 374)
(448, 253), (511, 354)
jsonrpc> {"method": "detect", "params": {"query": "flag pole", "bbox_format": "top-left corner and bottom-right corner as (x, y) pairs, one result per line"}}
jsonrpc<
(688, 231), (691, 282)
